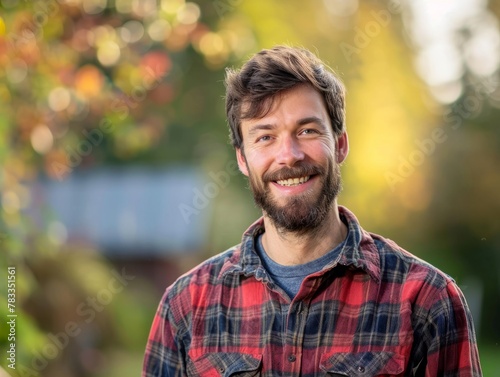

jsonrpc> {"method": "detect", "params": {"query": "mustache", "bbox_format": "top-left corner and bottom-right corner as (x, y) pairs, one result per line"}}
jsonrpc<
(262, 163), (325, 182)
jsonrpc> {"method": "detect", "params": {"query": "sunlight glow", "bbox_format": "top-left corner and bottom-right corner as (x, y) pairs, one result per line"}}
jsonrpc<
(407, 0), (499, 103)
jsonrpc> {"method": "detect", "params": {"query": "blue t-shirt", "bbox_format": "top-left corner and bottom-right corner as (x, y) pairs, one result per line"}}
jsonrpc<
(255, 233), (345, 299)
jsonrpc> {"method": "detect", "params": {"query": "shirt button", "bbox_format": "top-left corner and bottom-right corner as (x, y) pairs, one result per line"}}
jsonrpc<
(288, 354), (296, 362)
(357, 366), (365, 373)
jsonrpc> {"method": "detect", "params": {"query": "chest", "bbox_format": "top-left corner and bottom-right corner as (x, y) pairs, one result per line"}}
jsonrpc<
(186, 273), (415, 376)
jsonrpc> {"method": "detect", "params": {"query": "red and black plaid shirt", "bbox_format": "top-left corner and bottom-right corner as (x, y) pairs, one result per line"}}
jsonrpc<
(143, 206), (482, 376)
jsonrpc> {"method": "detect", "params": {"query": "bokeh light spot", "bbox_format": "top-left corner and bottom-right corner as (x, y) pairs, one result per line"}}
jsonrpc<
(6, 58), (28, 84)
(148, 19), (171, 42)
(161, 0), (185, 15)
(115, 0), (132, 14)
(429, 81), (463, 104)
(132, 0), (157, 18)
(31, 124), (54, 154)
(91, 25), (116, 47)
(97, 40), (121, 66)
(416, 41), (464, 87)
(463, 18), (500, 77)
(119, 20), (144, 44)
(140, 51), (171, 81)
(48, 87), (72, 112)
(177, 2), (201, 25)
(83, 0), (107, 14)
(75, 65), (104, 97)
(199, 32), (225, 56)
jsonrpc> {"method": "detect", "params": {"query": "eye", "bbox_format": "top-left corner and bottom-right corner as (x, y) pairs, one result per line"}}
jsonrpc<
(300, 128), (319, 135)
(257, 135), (272, 142)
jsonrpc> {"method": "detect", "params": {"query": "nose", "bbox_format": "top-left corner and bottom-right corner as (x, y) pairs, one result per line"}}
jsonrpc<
(275, 136), (304, 166)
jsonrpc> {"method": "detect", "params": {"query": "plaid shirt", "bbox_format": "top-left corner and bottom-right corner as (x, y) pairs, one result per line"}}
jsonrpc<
(143, 206), (481, 376)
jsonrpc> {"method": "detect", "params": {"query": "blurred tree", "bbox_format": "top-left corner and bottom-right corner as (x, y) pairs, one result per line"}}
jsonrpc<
(419, 46), (500, 344)
(400, 0), (500, 341)
(0, 0), (256, 375)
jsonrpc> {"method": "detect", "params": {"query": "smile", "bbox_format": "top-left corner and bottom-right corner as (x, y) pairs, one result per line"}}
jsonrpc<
(275, 176), (311, 187)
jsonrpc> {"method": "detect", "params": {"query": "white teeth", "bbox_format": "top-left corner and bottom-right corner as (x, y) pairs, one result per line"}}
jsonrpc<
(276, 176), (310, 187)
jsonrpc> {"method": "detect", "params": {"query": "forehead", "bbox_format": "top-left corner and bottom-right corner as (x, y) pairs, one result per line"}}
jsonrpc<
(241, 84), (329, 127)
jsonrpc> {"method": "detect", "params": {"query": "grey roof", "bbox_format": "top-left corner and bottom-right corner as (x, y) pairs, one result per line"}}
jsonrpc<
(31, 166), (211, 257)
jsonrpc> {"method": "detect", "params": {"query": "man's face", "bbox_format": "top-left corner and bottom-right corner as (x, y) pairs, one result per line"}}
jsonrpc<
(236, 84), (349, 233)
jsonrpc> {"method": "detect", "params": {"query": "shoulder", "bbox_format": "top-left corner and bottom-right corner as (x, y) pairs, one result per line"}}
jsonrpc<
(159, 244), (242, 315)
(340, 206), (453, 293)
(369, 232), (456, 300)
(366, 233), (476, 336)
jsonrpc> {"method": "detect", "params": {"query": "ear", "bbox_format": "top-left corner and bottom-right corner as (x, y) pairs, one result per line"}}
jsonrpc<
(335, 131), (349, 164)
(236, 148), (249, 176)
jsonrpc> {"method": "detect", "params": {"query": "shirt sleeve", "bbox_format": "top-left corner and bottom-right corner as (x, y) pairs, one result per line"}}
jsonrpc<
(142, 291), (187, 377)
(423, 281), (482, 376)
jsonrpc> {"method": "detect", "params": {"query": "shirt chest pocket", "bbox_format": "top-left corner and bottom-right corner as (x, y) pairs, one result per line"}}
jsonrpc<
(187, 352), (262, 377)
(320, 352), (405, 377)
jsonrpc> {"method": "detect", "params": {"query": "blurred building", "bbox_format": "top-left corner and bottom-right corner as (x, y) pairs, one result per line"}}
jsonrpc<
(30, 166), (211, 291)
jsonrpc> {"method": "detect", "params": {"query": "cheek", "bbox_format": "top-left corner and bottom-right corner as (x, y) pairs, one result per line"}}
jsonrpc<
(246, 152), (273, 175)
(305, 141), (336, 163)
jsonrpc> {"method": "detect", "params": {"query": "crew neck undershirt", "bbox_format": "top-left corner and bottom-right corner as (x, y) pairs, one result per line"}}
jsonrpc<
(255, 233), (346, 299)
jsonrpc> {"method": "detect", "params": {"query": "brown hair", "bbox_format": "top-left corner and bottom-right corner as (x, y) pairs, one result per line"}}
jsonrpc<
(225, 45), (346, 149)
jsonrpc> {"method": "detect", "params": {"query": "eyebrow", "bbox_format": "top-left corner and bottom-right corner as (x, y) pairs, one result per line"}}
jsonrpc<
(297, 116), (327, 130)
(246, 116), (327, 136)
(247, 123), (276, 137)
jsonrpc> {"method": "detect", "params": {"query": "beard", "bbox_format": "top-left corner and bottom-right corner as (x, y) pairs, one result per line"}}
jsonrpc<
(247, 159), (342, 234)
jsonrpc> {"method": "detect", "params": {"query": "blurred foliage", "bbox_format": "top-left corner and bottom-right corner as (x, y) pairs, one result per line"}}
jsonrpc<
(0, 0), (499, 376)
(0, 0), (253, 375)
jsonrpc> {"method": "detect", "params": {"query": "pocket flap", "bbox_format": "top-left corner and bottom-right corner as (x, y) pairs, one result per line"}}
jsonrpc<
(320, 351), (405, 376)
(188, 352), (262, 376)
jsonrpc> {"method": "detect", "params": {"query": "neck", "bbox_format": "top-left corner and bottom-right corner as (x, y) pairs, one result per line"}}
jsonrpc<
(261, 202), (347, 266)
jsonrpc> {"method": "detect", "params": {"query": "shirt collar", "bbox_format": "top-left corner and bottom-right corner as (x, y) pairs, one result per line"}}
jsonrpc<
(336, 206), (381, 282)
(220, 206), (381, 282)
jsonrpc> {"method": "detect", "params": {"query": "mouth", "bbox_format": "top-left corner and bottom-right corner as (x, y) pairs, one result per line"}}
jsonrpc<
(275, 175), (311, 187)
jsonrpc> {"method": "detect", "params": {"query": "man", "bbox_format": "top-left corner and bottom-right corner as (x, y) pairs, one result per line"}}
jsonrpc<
(143, 46), (482, 376)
